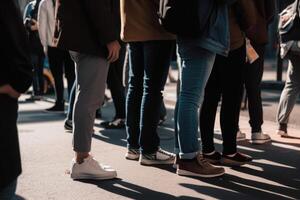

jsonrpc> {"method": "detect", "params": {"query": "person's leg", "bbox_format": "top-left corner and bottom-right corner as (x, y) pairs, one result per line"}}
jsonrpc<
(37, 54), (45, 96)
(0, 179), (17, 200)
(0, 94), (21, 199)
(47, 47), (65, 105)
(63, 50), (75, 97)
(277, 54), (300, 135)
(64, 81), (76, 131)
(126, 42), (144, 151)
(176, 44), (215, 159)
(200, 59), (222, 155)
(219, 46), (245, 155)
(70, 52), (109, 155)
(69, 52), (117, 180)
(244, 43), (265, 133)
(175, 42), (224, 177)
(139, 40), (173, 154)
(106, 43), (126, 120)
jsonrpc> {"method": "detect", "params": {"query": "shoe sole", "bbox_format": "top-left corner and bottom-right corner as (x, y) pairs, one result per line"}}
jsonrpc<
(236, 137), (246, 142)
(71, 172), (117, 180)
(277, 132), (289, 137)
(250, 139), (271, 144)
(125, 155), (140, 161)
(177, 169), (225, 178)
(140, 159), (175, 165)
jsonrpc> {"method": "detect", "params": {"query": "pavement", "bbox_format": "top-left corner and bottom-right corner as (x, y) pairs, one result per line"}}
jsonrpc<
(15, 81), (300, 200)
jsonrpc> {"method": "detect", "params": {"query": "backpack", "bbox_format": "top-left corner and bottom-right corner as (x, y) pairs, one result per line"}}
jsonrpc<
(158, 0), (212, 38)
(279, 0), (300, 43)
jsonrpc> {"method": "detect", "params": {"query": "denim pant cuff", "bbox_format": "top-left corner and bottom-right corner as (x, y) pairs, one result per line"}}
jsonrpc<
(127, 144), (140, 150)
(179, 151), (198, 159)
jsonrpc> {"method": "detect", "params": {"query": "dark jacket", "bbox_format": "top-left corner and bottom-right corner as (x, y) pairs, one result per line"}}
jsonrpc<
(0, 1), (32, 189)
(246, 0), (275, 45)
(56, 0), (118, 57)
(178, 0), (237, 57)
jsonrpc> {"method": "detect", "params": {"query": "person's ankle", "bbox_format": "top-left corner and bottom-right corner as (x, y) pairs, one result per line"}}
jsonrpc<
(279, 123), (287, 132)
(75, 152), (90, 164)
(251, 128), (262, 133)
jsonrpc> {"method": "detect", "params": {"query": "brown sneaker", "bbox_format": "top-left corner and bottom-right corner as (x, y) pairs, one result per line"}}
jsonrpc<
(221, 152), (252, 166)
(176, 154), (225, 178)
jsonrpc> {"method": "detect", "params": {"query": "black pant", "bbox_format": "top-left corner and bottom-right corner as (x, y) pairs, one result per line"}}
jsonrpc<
(0, 95), (21, 189)
(48, 47), (75, 103)
(126, 40), (173, 153)
(31, 54), (44, 96)
(107, 43), (127, 119)
(244, 43), (265, 133)
(200, 44), (246, 155)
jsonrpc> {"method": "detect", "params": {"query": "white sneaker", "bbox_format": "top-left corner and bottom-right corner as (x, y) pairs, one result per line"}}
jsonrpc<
(125, 149), (140, 160)
(140, 148), (175, 165)
(70, 156), (117, 180)
(277, 130), (288, 137)
(251, 132), (271, 144)
(237, 130), (246, 141)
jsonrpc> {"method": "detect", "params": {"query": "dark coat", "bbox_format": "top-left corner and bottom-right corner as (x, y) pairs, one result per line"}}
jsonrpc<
(56, 0), (118, 57)
(0, 0), (32, 189)
(246, 0), (276, 45)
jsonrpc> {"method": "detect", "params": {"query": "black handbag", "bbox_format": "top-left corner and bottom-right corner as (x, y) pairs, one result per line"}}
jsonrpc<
(279, 0), (300, 42)
(158, 0), (212, 38)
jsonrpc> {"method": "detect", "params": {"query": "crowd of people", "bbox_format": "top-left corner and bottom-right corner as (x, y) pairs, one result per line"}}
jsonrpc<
(1, 0), (300, 199)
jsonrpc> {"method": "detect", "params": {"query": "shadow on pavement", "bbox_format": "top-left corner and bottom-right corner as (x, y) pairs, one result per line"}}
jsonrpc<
(77, 179), (201, 200)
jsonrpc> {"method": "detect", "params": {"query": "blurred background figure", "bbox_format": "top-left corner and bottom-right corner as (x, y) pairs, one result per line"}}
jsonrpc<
(38, 0), (75, 113)
(0, 1), (32, 199)
(23, 0), (45, 101)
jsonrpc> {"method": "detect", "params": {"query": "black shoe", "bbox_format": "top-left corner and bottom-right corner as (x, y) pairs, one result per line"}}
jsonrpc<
(64, 120), (73, 131)
(203, 151), (222, 165)
(25, 95), (42, 102)
(221, 152), (252, 166)
(100, 118), (125, 129)
(45, 103), (64, 113)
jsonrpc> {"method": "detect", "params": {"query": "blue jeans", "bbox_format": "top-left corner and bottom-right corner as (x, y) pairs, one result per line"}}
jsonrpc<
(126, 40), (174, 154)
(0, 179), (17, 200)
(175, 42), (216, 159)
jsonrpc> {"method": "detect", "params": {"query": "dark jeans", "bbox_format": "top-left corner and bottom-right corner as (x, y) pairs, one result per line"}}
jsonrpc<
(107, 43), (126, 119)
(200, 44), (246, 155)
(244, 43), (265, 133)
(126, 40), (174, 154)
(48, 47), (75, 103)
(0, 95), (21, 191)
(31, 54), (44, 96)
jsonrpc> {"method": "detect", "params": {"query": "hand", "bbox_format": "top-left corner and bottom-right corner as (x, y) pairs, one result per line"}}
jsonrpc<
(0, 84), (21, 99)
(30, 19), (38, 31)
(106, 40), (120, 63)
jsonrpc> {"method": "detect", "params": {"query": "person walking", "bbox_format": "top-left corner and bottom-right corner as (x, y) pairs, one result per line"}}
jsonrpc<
(277, 0), (300, 137)
(23, 0), (45, 100)
(0, 1), (32, 198)
(236, 0), (275, 144)
(199, 1), (254, 167)
(38, 0), (75, 113)
(174, 0), (236, 178)
(56, 0), (120, 180)
(121, 0), (176, 165)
